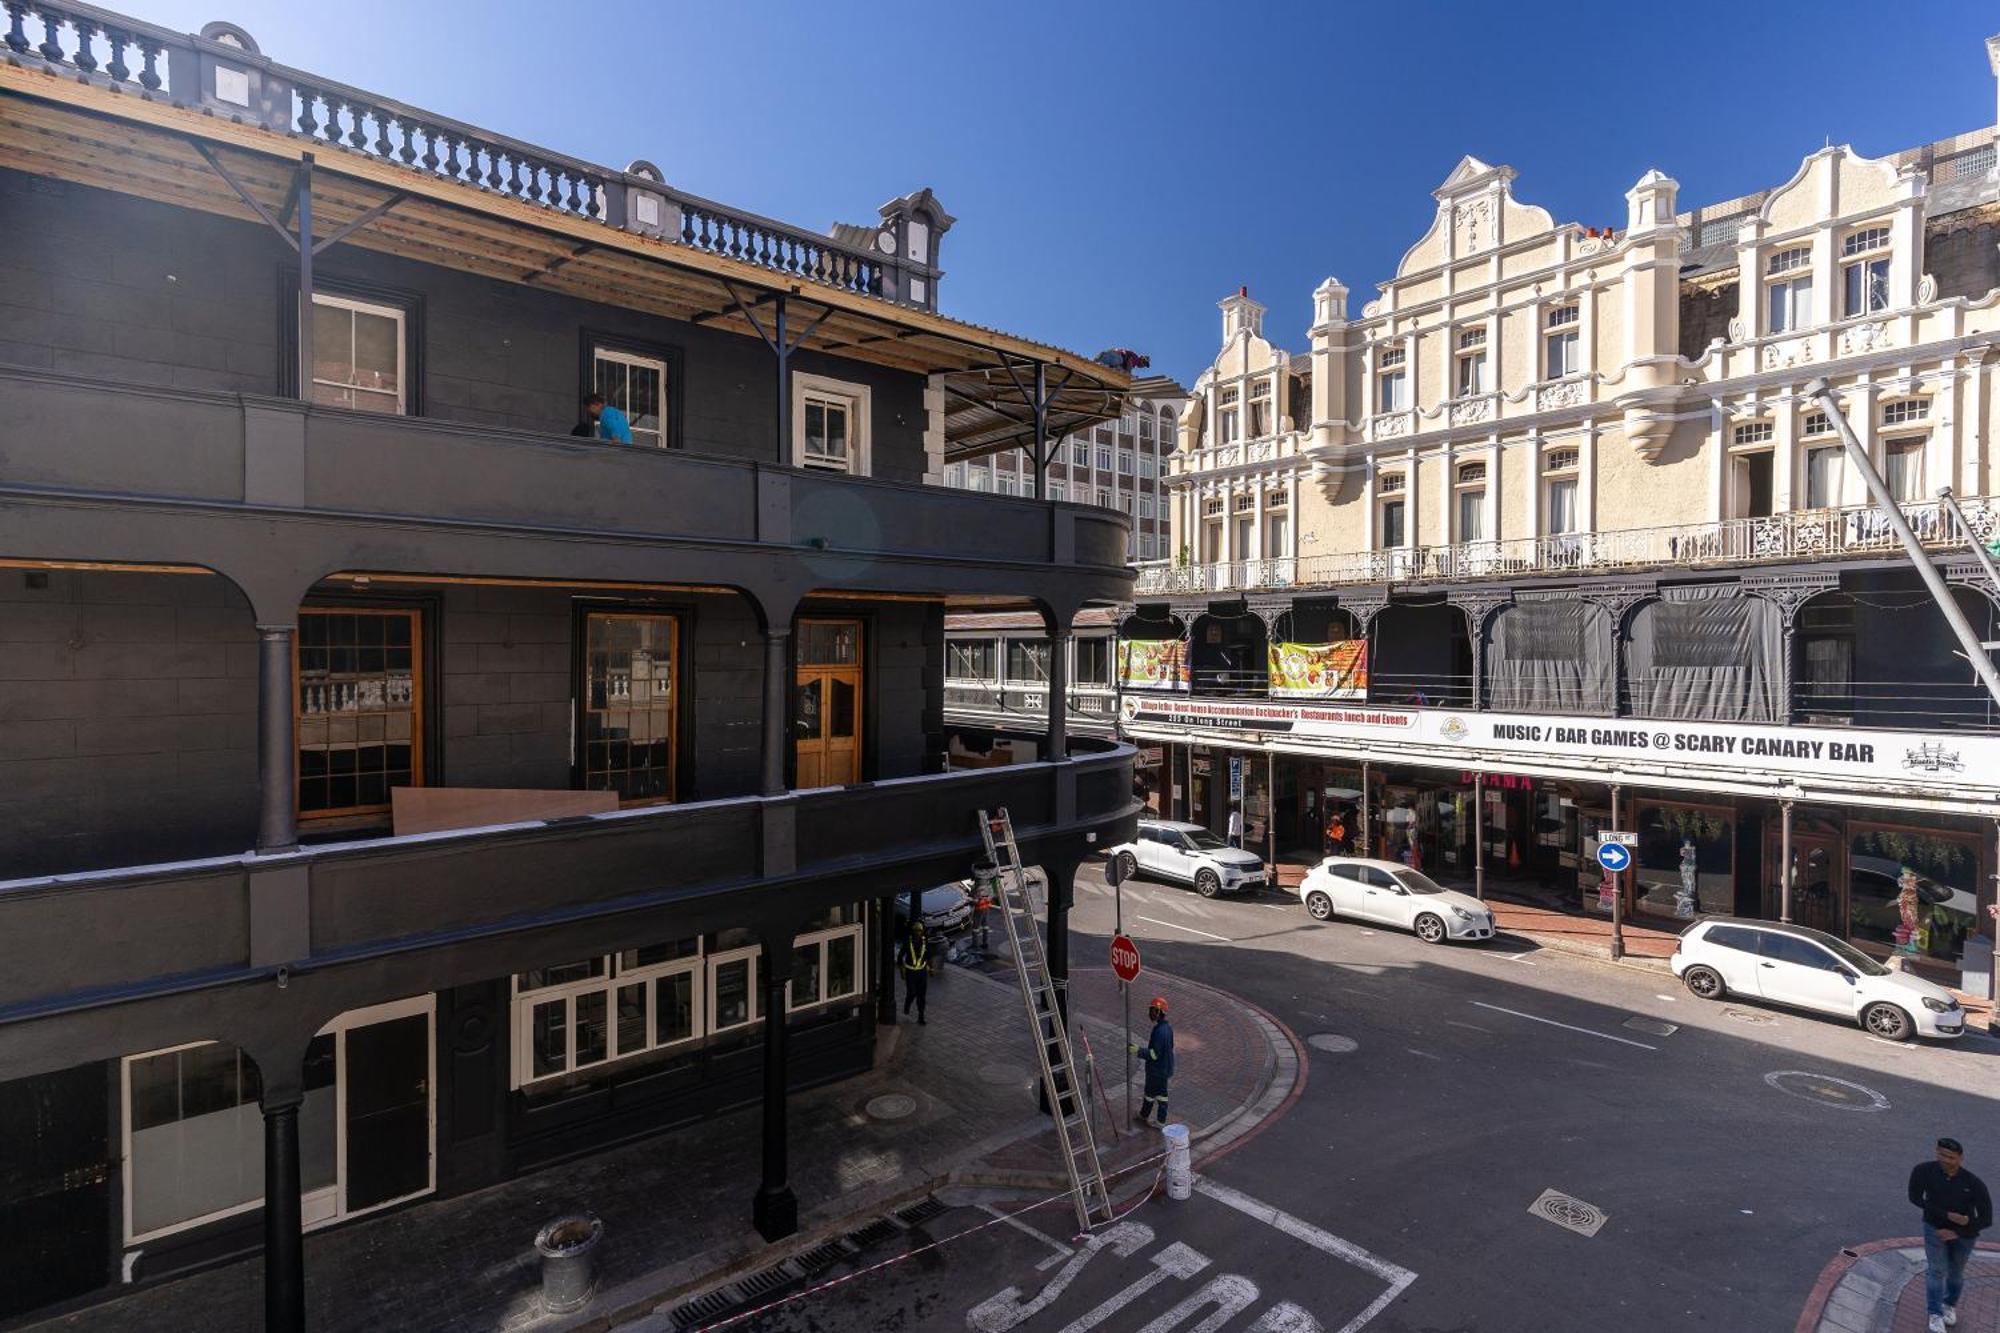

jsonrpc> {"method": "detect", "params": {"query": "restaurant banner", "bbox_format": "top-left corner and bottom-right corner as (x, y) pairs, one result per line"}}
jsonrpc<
(1267, 640), (1367, 701)
(1117, 696), (2000, 800)
(1118, 638), (1189, 692)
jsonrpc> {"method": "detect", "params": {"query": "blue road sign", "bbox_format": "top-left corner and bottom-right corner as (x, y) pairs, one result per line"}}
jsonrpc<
(1595, 841), (1632, 874)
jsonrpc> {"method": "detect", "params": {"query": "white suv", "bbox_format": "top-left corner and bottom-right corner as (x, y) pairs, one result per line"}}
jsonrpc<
(1671, 918), (1964, 1041)
(1107, 819), (1267, 897)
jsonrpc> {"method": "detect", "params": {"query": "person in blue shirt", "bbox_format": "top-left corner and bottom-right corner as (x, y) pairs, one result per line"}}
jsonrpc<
(1130, 995), (1175, 1127)
(584, 392), (632, 443)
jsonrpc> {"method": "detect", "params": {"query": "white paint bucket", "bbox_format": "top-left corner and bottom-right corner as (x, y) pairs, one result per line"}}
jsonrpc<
(1162, 1122), (1192, 1200)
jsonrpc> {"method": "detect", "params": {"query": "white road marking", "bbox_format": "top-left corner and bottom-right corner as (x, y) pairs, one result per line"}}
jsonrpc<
(1469, 1001), (1658, 1051)
(1132, 1273), (1261, 1333)
(967, 1222), (1154, 1331)
(1192, 1175), (1417, 1333)
(1135, 914), (1233, 942)
(1501, 953), (1537, 966)
(1404, 1048), (1441, 1060)
(977, 1202), (1073, 1264)
(1445, 1020), (1491, 1033)
(1053, 1242), (1208, 1332)
(1654, 994), (1679, 1003)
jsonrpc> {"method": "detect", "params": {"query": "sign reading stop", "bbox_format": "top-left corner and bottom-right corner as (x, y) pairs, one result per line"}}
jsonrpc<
(1110, 933), (1143, 983)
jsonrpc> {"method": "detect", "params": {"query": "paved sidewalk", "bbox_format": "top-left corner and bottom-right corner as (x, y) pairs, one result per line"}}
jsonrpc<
(1798, 1238), (2000, 1332)
(27, 955), (1296, 1333)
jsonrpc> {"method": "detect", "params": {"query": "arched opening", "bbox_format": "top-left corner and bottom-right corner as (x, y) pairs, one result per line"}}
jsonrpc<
(1626, 586), (1782, 722)
(1189, 608), (1268, 697)
(1794, 572), (1999, 731)
(1369, 600), (1471, 707)
(1485, 599), (1616, 714)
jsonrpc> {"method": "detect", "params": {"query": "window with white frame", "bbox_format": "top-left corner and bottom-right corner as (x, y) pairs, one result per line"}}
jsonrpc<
(1139, 496), (1155, 519)
(1140, 455), (1158, 479)
(1842, 227), (1891, 317)
(1804, 445), (1841, 509)
(1070, 440), (1089, 466)
(591, 345), (670, 448)
(1096, 487), (1113, 508)
(1049, 480), (1066, 502)
(512, 939), (704, 1086)
(1217, 386), (1240, 443)
(1884, 438), (1925, 502)
(1732, 421), (1774, 446)
(1006, 637), (1051, 683)
(1248, 378), (1273, 437)
(1455, 459), (1487, 542)
(1801, 410), (1833, 439)
(787, 906), (866, 1012)
(1118, 450), (1135, 476)
(792, 374), (872, 475)
(1765, 247), (1813, 333)
(1543, 305), (1580, 379)
(310, 293), (405, 413)
(967, 466), (992, 492)
(944, 463), (964, 487)
(1376, 344), (1409, 413)
(1881, 398), (1929, 427)
(997, 473), (1018, 496)
(1264, 506), (1289, 556)
(1138, 414), (1154, 442)
(1542, 447), (1580, 535)
(1455, 326), (1488, 397)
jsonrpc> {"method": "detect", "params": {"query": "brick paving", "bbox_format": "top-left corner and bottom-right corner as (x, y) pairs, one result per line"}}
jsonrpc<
(25, 954), (1290, 1333)
(1801, 1240), (2000, 1332)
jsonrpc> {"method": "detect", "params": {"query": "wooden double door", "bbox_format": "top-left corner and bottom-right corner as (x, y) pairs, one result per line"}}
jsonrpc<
(794, 618), (863, 787)
(1764, 818), (1844, 936)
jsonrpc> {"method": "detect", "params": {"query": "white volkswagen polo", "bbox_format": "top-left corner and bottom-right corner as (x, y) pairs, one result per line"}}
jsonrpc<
(1297, 857), (1496, 943)
(1671, 918), (1964, 1042)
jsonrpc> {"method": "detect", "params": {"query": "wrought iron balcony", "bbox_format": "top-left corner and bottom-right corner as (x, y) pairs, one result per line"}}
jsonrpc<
(1132, 495), (2000, 597)
(5, 2), (939, 307)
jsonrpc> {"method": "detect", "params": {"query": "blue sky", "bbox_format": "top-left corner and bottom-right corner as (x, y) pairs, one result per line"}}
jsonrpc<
(142, 1), (1998, 385)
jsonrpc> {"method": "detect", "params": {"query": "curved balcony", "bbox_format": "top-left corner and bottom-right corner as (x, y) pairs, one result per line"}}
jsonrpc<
(0, 743), (1137, 1082)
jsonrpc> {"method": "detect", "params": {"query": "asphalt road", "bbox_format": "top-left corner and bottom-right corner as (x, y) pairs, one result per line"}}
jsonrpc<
(725, 865), (2000, 1332)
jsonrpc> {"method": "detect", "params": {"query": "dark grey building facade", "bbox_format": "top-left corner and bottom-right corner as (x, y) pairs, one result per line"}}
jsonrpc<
(0, 8), (1135, 1328)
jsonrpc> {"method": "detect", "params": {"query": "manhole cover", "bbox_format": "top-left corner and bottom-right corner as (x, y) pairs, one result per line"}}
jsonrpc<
(977, 1062), (1030, 1086)
(1307, 1033), (1358, 1053)
(1528, 1188), (1608, 1238)
(864, 1093), (919, 1121)
(1622, 1017), (1678, 1037)
(1762, 1070), (1890, 1112)
(1724, 1008), (1775, 1025)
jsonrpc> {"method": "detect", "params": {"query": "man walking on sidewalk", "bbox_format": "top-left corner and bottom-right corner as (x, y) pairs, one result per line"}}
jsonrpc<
(1130, 995), (1175, 1127)
(1909, 1135), (1992, 1331)
(1227, 804), (1244, 849)
(898, 921), (932, 1024)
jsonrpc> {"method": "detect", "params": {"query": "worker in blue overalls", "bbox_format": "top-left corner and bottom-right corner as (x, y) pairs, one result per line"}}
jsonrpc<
(1131, 995), (1175, 1127)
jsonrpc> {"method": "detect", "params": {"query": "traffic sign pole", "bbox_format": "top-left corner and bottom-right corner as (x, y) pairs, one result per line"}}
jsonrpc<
(1610, 785), (1625, 961)
(1110, 858), (1130, 1129)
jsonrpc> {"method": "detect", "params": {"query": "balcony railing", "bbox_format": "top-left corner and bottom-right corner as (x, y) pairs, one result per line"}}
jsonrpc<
(1133, 496), (1999, 596)
(7, 2), (936, 307)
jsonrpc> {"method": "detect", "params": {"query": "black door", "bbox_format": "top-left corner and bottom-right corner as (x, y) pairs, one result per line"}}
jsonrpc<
(345, 1015), (430, 1212)
(0, 1064), (111, 1319)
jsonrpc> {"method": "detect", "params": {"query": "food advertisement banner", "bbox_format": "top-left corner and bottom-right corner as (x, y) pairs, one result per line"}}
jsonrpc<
(1118, 639), (1189, 692)
(1267, 640), (1367, 700)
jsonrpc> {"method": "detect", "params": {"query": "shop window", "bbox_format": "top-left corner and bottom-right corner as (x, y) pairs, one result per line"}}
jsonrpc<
(580, 612), (678, 802)
(296, 607), (423, 818)
(948, 639), (998, 681)
(788, 914), (866, 1011)
(1846, 826), (1981, 965)
(1006, 638), (1051, 683)
(124, 1041), (336, 1243)
(1633, 803), (1734, 920)
(1074, 637), (1112, 688)
(513, 940), (703, 1086)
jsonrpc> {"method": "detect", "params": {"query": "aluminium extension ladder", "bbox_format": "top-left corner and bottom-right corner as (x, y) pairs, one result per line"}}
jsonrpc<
(977, 807), (1114, 1231)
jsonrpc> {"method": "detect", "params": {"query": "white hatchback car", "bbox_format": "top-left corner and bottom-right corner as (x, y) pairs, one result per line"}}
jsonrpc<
(1298, 857), (1496, 944)
(1671, 918), (1964, 1041)
(1106, 819), (1268, 897)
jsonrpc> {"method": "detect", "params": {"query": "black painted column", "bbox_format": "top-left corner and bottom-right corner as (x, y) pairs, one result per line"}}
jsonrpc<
(262, 1092), (306, 1333)
(874, 895), (898, 1026)
(761, 627), (791, 797)
(257, 626), (298, 853)
(1045, 629), (1071, 760)
(752, 935), (798, 1241)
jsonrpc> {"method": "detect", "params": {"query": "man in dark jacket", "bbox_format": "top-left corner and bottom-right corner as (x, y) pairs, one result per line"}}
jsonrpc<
(1130, 995), (1175, 1127)
(897, 921), (931, 1025)
(1909, 1136), (1992, 1331)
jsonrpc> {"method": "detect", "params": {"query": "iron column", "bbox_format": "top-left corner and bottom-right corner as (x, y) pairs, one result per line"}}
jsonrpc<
(1473, 772), (1485, 900)
(262, 1094), (306, 1333)
(760, 628), (790, 797)
(256, 626), (298, 853)
(1779, 798), (1795, 924)
(752, 934), (797, 1241)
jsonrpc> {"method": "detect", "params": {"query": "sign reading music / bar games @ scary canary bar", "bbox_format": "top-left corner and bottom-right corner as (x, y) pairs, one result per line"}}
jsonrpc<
(1117, 695), (2000, 797)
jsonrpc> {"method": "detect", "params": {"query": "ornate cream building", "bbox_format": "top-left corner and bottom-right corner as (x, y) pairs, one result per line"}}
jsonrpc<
(1124, 35), (2000, 990)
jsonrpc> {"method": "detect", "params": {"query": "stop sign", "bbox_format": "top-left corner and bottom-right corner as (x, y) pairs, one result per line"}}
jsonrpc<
(1110, 933), (1142, 983)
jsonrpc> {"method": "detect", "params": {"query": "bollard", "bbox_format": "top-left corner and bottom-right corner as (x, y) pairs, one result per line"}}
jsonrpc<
(1162, 1122), (1192, 1201)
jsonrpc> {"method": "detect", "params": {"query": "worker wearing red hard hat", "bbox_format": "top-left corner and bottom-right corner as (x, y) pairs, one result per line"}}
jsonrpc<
(1129, 995), (1175, 1127)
